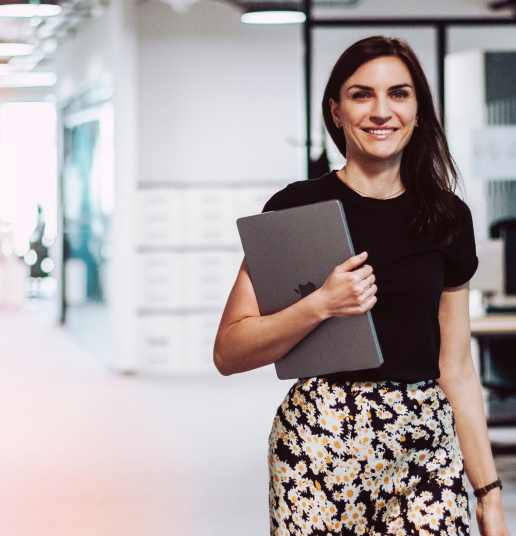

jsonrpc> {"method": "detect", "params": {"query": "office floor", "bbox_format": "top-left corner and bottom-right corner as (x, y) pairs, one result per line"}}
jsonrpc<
(0, 309), (514, 536)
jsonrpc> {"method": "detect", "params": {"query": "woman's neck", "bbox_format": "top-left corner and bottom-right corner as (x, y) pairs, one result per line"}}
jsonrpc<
(336, 158), (404, 200)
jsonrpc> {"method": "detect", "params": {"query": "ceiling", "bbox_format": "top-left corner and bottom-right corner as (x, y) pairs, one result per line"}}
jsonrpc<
(0, 0), (513, 75)
(0, 0), (106, 72)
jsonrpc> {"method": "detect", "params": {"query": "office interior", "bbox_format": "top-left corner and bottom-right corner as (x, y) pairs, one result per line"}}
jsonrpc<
(0, 0), (515, 534)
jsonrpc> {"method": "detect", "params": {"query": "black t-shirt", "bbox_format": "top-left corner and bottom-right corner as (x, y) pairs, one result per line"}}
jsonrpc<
(262, 171), (478, 383)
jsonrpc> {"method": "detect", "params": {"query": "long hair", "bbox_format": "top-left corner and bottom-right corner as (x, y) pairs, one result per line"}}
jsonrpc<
(322, 36), (464, 245)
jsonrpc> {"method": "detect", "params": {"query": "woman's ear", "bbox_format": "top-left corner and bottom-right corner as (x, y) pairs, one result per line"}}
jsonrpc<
(329, 98), (342, 129)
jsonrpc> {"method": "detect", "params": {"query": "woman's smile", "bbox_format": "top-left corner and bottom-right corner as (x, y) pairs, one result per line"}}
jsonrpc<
(361, 127), (399, 140)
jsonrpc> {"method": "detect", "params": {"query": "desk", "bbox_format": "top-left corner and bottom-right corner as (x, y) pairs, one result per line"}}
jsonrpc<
(471, 314), (516, 335)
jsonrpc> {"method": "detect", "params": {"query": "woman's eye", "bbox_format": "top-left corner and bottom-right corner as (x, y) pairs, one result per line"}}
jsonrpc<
(392, 91), (408, 99)
(352, 92), (368, 100)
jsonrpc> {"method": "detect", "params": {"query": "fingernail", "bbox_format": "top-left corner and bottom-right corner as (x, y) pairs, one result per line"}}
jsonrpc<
(360, 252), (367, 258)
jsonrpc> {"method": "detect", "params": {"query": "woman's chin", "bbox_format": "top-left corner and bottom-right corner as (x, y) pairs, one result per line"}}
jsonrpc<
(360, 149), (402, 163)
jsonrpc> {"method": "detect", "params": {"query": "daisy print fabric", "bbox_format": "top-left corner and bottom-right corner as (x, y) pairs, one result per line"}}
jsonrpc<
(269, 378), (470, 536)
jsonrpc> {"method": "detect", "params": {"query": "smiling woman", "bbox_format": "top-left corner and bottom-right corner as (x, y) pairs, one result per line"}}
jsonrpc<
(322, 37), (463, 246)
(331, 57), (418, 170)
(214, 36), (510, 536)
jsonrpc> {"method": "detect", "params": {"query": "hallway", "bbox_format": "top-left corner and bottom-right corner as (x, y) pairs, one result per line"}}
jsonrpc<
(0, 309), (289, 536)
(0, 309), (514, 535)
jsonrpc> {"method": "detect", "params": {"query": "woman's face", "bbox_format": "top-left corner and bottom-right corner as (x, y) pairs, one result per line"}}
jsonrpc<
(330, 56), (418, 164)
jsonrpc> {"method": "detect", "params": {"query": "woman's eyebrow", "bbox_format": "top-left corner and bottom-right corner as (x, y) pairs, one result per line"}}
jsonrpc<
(346, 84), (373, 91)
(389, 83), (413, 90)
(346, 83), (414, 91)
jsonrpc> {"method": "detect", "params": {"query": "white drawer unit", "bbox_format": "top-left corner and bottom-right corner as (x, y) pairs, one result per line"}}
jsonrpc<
(183, 251), (242, 309)
(136, 181), (288, 373)
(138, 313), (222, 373)
(187, 314), (223, 369)
(185, 188), (235, 245)
(138, 252), (186, 309)
(138, 190), (186, 247)
(233, 187), (280, 221)
(138, 315), (188, 371)
(137, 251), (243, 311)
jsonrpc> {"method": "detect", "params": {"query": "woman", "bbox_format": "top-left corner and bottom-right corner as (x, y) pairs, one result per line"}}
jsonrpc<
(214, 36), (510, 536)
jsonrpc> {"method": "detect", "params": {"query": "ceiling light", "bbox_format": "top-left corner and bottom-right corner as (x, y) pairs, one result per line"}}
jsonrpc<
(0, 43), (34, 56)
(0, 72), (56, 87)
(0, 1), (61, 18)
(241, 9), (305, 24)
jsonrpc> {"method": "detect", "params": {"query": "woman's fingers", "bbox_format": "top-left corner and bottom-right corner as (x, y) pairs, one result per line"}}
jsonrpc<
(353, 264), (373, 281)
(358, 274), (376, 293)
(363, 284), (377, 301)
(338, 252), (368, 273)
(318, 254), (377, 318)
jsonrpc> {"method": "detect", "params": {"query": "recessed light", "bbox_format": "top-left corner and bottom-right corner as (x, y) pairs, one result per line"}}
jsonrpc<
(241, 10), (306, 24)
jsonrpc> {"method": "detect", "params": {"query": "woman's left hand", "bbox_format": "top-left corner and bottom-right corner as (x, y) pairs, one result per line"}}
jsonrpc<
(476, 490), (511, 536)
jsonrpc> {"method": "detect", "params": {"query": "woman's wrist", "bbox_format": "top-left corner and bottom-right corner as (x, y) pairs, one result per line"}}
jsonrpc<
(309, 288), (331, 322)
(477, 486), (503, 507)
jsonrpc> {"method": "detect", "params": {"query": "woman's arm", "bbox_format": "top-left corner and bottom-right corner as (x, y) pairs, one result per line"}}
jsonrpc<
(438, 284), (510, 536)
(213, 252), (377, 376)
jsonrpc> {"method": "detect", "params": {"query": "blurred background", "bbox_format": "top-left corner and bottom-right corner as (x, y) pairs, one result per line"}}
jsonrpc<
(0, 0), (515, 534)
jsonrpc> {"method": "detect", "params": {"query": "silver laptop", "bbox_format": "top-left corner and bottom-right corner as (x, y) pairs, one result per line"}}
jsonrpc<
(237, 199), (383, 380)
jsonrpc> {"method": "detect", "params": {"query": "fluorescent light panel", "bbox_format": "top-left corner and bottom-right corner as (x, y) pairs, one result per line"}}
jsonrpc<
(241, 10), (306, 24)
(0, 43), (34, 56)
(0, 3), (61, 17)
(0, 72), (56, 87)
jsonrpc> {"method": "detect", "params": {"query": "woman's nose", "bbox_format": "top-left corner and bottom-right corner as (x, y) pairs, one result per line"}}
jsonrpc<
(370, 96), (392, 123)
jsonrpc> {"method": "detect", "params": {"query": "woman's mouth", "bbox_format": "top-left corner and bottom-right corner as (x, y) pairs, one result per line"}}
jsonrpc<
(362, 128), (397, 139)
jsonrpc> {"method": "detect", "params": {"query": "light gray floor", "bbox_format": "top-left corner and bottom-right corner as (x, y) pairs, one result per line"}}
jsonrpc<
(0, 309), (514, 535)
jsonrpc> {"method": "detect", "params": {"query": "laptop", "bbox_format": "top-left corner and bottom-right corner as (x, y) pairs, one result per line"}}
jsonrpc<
(237, 199), (383, 380)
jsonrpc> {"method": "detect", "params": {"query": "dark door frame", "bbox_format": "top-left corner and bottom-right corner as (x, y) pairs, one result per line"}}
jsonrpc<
(302, 9), (516, 173)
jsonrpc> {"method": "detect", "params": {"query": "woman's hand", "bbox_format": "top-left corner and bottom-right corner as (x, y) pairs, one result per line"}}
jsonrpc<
(476, 490), (511, 536)
(315, 251), (377, 320)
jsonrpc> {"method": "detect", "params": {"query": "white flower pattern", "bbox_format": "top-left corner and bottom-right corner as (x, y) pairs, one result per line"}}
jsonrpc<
(269, 378), (470, 536)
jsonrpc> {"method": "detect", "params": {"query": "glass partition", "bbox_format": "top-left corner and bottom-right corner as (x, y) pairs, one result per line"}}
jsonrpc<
(61, 84), (115, 363)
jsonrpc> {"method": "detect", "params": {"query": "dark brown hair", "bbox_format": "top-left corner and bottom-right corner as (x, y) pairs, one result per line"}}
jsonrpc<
(322, 35), (464, 245)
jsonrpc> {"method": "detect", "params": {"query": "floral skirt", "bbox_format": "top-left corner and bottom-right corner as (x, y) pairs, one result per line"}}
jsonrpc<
(268, 377), (470, 536)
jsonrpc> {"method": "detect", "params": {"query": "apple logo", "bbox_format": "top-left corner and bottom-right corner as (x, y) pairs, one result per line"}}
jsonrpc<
(294, 281), (316, 299)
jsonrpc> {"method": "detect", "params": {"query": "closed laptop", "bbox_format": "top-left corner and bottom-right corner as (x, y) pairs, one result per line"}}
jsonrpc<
(237, 199), (383, 380)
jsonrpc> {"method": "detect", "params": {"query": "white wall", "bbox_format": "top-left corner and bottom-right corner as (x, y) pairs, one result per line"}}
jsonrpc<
(137, 0), (303, 184)
(445, 49), (486, 240)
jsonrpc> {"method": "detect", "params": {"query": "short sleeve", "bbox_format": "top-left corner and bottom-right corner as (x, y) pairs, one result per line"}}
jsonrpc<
(262, 184), (301, 213)
(443, 201), (479, 288)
